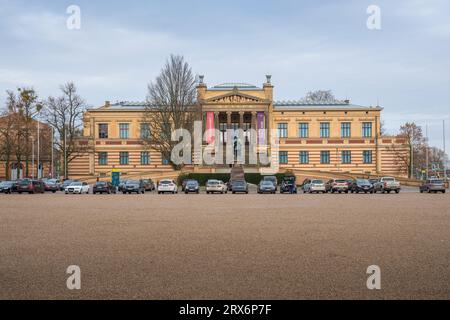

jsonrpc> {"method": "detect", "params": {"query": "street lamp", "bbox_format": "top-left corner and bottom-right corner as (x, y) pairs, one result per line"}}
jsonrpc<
(36, 104), (43, 179)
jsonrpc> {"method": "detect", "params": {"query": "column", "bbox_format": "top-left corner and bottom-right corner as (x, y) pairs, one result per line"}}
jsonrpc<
(239, 112), (244, 129)
(227, 112), (232, 129)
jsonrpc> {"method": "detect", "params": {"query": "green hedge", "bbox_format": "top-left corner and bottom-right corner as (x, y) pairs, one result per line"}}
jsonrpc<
(178, 172), (292, 186)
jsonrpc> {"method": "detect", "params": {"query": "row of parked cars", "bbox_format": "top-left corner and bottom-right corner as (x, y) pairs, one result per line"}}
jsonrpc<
(0, 176), (446, 195)
(300, 177), (402, 194)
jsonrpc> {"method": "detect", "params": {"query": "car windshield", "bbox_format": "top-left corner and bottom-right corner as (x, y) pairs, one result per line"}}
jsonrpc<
(208, 180), (219, 185)
(430, 180), (443, 184)
(126, 181), (139, 185)
(19, 180), (30, 185)
(357, 179), (370, 184)
(96, 182), (107, 186)
(312, 180), (323, 184)
(262, 181), (273, 186)
(70, 182), (82, 187)
(234, 181), (245, 186)
(187, 182), (198, 186)
(0, 181), (12, 186)
(336, 180), (347, 183)
(383, 178), (395, 182)
(160, 181), (172, 185)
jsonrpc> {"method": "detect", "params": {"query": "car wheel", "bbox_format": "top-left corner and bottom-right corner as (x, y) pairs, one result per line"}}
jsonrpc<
(395, 190), (400, 194)
(442, 190), (446, 194)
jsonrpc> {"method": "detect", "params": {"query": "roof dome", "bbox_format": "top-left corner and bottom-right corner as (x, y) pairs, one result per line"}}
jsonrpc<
(211, 83), (259, 90)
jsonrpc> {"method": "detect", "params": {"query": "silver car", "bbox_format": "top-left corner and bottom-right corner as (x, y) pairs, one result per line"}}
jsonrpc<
(304, 179), (326, 194)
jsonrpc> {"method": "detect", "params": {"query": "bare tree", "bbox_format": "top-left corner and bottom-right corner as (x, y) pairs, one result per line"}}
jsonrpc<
(389, 122), (426, 178)
(305, 90), (335, 102)
(5, 88), (41, 177)
(143, 55), (200, 168)
(44, 83), (89, 178)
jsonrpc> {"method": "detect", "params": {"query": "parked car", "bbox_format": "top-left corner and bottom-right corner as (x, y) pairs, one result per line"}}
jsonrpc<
(420, 179), (446, 194)
(231, 180), (249, 194)
(304, 179), (326, 194)
(349, 179), (374, 194)
(206, 180), (228, 194)
(43, 179), (60, 193)
(325, 179), (350, 193)
(61, 180), (75, 191)
(141, 179), (156, 192)
(301, 179), (311, 193)
(182, 179), (196, 192)
(118, 180), (129, 192)
(184, 180), (200, 194)
(158, 179), (178, 194)
(374, 177), (401, 194)
(262, 176), (278, 191)
(280, 175), (297, 194)
(123, 180), (145, 194)
(0, 181), (15, 194)
(65, 181), (90, 194)
(258, 180), (276, 194)
(17, 179), (45, 194)
(93, 181), (117, 194)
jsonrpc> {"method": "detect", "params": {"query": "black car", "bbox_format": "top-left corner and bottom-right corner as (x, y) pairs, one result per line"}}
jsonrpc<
(0, 181), (15, 194)
(184, 180), (200, 194)
(93, 181), (117, 194)
(350, 179), (374, 194)
(123, 180), (145, 194)
(231, 180), (249, 194)
(280, 176), (297, 194)
(141, 179), (156, 192)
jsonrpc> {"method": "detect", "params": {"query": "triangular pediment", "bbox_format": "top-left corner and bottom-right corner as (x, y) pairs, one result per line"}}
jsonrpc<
(206, 92), (265, 104)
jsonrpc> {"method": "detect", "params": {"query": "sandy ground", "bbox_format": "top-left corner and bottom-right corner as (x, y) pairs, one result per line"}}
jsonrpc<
(0, 189), (449, 300)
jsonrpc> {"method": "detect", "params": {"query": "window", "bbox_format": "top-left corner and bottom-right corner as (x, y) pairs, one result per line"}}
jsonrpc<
(362, 122), (373, 138)
(119, 152), (129, 165)
(363, 150), (373, 164)
(279, 151), (288, 164)
(299, 123), (309, 138)
(140, 123), (150, 139)
(119, 123), (130, 139)
(341, 151), (352, 164)
(98, 124), (108, 139)
(320, 151), (330, 164)
(98, 152), (108, 165)
(320, 122), (330, 138)
(299, 151), (309, 164)
(140, 152), (150, 165)
(341, 122), (351, 138)
(162, 157), (170, 165)
(278, 123), (288, 138)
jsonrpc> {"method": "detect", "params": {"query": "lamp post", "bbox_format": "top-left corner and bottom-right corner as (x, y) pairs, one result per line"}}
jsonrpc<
(31, 136), (35, 179)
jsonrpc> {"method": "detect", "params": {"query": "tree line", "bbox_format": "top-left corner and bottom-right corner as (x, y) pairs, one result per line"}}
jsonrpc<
(0, 83), (88, 180)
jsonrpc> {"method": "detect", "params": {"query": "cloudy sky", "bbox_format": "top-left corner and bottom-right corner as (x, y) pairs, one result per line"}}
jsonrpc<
(0, 0), (449, 149)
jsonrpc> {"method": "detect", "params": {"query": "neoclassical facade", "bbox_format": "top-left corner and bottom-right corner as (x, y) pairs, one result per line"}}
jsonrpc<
(69, 76), (407, 179)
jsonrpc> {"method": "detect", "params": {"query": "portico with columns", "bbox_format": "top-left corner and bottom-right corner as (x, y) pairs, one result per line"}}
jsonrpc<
(197, 77), (274, 165)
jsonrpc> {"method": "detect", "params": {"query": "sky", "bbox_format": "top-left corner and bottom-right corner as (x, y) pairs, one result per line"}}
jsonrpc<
(0, 0), (449, 150)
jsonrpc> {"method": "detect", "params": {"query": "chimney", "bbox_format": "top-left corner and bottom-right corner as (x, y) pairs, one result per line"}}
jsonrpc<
(105, 101), (111, 108)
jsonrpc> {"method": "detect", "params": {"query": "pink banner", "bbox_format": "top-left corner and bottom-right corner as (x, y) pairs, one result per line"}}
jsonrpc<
(257, 112), (266, 145)
(206, 112), (215, 144)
